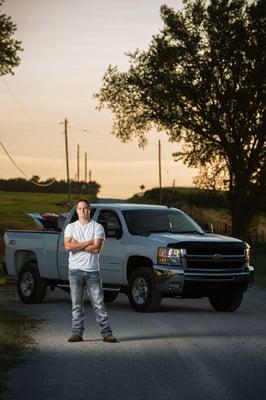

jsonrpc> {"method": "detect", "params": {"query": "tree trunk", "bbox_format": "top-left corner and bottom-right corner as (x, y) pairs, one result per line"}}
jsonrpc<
(229, 175), (252, 241)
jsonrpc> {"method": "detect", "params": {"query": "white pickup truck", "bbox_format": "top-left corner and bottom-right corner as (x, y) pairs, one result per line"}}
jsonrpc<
(2, 203), (254, 312)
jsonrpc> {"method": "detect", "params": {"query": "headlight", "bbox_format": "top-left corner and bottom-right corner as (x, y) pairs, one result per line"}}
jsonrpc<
(244, 246), (250, 266)
(157, 247), (183, 266)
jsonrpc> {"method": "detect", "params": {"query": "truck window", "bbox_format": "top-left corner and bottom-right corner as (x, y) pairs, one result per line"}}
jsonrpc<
(123, 209), (203, 236)
(97, 210), (122, 238)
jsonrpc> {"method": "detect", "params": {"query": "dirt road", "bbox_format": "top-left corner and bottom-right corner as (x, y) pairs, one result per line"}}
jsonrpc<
(1, 285), (266, 400)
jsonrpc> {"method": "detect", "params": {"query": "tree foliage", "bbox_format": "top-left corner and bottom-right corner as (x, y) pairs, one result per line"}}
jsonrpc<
(0, 178), (101, 197)
(96, 0), (266, 239)
(0, 0), (23, 76)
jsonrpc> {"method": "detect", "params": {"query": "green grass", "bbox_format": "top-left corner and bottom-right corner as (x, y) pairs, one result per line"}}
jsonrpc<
(0, 276), (6, 285)
(0, 191), (76, 231)
(0, 190), (96, 254)
(0, 191), (79, 260)
(0, 310), (35, 399)
(252, 243), (266, 288)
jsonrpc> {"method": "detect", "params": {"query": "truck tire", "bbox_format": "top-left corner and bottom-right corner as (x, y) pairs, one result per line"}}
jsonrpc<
(128, 267), (162, 312)
(103, 291), (119, 303)
(209, 292), (243, 312)
(17, 262), (47, 304)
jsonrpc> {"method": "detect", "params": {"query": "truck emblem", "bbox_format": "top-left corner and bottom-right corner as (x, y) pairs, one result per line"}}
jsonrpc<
(213, 254), (223, 262)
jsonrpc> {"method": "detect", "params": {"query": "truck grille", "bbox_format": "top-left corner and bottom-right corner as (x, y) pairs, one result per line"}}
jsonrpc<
(168, 241), (246, 271)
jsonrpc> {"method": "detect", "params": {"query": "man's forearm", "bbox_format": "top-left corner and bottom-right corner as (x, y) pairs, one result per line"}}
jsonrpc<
(65, 239), (94, 251)
(85, 240), (103, 254)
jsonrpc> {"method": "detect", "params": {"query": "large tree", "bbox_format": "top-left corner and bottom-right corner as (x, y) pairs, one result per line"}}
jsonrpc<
(0, 0), (23, 76)
(96, 0), (266, 240)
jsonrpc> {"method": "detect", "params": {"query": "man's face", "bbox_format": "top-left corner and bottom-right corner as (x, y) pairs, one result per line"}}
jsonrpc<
(76, 201), (90, 219)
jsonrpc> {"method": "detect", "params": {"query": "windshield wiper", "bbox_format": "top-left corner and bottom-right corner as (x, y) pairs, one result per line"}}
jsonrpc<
(175, 230), (205, 235)
(150, 229), (175, 233)
(135, 230), (204, 236)
(135, 231), (151, 236)
(135, 230), (174, 236)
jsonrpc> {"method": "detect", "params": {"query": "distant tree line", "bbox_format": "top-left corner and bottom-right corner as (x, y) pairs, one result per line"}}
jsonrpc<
(130, 186), (266, 214)
(0, 177), (101, 196)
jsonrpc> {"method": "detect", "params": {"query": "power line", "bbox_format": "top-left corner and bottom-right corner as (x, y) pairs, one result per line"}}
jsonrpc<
(69, 125), (107, 136)
(0, 140), (27, 177)
(0, 140), (55, 187)
(1, 77), (39, 125)
(0, 127), (17, 156)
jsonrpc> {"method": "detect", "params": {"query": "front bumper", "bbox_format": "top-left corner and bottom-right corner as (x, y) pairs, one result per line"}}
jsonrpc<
(153, 264), (254, 297)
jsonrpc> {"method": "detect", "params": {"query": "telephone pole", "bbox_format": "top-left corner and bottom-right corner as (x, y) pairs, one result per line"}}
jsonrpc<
(64, 118), (71, 202)
(85, 152), (87, 183)
(158, 139), (162, 204)
(77, 144), (80, 182)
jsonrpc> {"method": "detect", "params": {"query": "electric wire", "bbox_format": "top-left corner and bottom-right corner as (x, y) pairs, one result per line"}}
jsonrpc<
(1, 77), (42, 128)
(0, 141), (56, 187)
(0, 140), (27, 177)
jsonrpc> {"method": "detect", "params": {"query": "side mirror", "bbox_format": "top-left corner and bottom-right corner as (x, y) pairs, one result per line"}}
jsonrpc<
(106, 228), (123, 239)
(204, 223), (213, 234)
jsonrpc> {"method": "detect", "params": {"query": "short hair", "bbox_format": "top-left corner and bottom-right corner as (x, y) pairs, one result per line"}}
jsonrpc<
(76, 198), (90, 208)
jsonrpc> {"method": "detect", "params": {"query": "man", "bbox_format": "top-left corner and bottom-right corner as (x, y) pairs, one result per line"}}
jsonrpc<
(64, 198), (117, 343)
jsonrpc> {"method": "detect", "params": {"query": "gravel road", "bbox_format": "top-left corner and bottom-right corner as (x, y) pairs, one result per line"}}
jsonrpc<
(1, 285), (266, 400)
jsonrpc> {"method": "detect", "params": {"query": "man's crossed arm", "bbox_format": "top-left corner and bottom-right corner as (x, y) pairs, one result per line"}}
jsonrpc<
(64, 237), (104, 254)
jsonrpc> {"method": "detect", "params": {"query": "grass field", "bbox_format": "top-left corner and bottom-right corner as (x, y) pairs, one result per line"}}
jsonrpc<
(0, 191), (76, 231)
(252, 243), (266, 287)
(0, 309), (35, 399)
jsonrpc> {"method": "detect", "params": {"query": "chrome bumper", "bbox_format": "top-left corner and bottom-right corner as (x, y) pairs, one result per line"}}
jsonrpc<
(153, 264), (254, 295)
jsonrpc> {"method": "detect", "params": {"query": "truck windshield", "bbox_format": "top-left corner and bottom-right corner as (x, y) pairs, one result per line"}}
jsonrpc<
(122, 209), (204, 236)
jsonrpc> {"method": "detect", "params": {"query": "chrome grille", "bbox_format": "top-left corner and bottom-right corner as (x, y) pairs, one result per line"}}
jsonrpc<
(168, 242), (246, 271)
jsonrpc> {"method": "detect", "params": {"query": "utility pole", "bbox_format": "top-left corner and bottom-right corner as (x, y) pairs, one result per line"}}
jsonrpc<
(89, 170), (92, 182)
(85, 152), (87, 183)
(77, 144), (80, 182)
(158, 139), (162, 204)
(64, 118), (71, 203)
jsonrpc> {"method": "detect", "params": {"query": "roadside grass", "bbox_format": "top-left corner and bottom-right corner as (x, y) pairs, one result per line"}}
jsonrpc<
(0, 276), (5, 285)
(252, 243), (266, 288)
(0, 191), (74, 231)
(0, 310), (36, 400)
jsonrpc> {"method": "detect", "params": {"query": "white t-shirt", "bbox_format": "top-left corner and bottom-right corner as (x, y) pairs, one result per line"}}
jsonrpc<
(64, 219), (105, 272)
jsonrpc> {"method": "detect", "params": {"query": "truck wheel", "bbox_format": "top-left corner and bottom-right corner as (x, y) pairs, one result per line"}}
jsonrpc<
(17, 263), (47, 304)
(128, 267), (161, 312)
(209, 292), (243, 312)
(103, 291), (119, 303)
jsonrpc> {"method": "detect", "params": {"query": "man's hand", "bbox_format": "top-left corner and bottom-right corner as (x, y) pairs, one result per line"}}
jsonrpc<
(84, 238), (104, 254)
(64, 237), (94, 252)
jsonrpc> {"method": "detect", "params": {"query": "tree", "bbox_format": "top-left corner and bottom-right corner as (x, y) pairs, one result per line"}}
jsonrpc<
(0, 0), (23, 76)
(96, 0), (266, 239)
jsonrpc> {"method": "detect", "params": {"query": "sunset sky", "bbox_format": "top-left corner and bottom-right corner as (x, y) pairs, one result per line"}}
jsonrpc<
(0, 0), (196, 199)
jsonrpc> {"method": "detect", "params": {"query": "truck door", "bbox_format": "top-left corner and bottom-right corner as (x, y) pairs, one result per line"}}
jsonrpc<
(97, 209), (125, 285)
(57, 210), (78, 280)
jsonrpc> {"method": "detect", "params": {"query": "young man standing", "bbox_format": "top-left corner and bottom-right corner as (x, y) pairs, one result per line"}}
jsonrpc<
(64, 199), (117, 343)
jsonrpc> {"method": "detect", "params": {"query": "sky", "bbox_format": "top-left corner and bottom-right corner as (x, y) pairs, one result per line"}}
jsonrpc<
(0, 0), (196, 199)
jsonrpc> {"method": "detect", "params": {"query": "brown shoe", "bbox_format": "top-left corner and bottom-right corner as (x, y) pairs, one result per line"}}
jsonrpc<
(68, 334), (83, 342)
(103, 334), (118, 343)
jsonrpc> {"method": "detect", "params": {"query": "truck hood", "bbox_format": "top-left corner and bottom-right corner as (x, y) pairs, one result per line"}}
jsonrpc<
(149, 232), (243, 245)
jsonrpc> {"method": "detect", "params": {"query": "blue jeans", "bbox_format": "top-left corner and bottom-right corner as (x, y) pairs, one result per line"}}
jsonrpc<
(69, 269), (113, 337)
